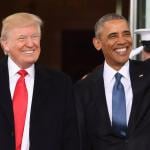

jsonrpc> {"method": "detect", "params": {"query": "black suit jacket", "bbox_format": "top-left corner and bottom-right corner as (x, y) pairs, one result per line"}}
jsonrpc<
(0, 56), (79, 150)
(74, 60), (150, 150)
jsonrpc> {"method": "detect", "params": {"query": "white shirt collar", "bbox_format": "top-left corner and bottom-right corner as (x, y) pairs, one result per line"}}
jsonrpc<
(8, 57), (35, 78)
(103, 60), (130, 83)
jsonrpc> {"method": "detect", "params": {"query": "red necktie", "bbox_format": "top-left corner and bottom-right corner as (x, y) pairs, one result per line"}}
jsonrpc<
(13, 70), (28, 150)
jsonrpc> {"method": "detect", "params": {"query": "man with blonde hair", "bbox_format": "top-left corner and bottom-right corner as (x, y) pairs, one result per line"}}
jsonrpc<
(0, 12), (78, 150)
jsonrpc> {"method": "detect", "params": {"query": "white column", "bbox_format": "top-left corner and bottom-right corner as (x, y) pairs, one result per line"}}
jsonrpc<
(129, 0), (137, 49)
(116, 0), (122, 15)
(146, 0), (150, 28)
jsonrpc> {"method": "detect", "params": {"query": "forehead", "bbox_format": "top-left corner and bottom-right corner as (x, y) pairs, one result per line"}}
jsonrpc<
(7, 25), (40, 36)
(100, 19), (130, 35)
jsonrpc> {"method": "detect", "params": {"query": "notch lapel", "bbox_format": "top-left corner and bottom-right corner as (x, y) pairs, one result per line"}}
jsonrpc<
(0, 57), (14, 129)
(29, 65), (41, 126)
(127, 60), (150, 135)
(93, 66), (112, 128)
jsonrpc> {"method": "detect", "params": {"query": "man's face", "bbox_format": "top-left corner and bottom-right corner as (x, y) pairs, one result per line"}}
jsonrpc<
(2, 24), (41, 68)
(94, 19), (132, 70)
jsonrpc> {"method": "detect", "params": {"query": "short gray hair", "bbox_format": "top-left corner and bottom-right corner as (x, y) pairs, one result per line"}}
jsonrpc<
(94, 13), (128, 37)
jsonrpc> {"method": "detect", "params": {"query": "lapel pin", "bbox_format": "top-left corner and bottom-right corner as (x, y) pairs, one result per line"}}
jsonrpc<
(139, 74), (144, 78)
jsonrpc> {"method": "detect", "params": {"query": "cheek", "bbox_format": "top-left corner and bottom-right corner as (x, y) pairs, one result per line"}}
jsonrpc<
(128, 39), (132, 46)
(101, 43), (111, 52)
(32, 40), (40, 48)
(7, 40), (21, 48)
(36, 41), (41, 47)
(3, 43), (15, 52)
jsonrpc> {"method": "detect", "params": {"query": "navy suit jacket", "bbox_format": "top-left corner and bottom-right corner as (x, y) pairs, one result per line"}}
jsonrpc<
(0, 56), (79, 150)
(74, 60), (150, 150)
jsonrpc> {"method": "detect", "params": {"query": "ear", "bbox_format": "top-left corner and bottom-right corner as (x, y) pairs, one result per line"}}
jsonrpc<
(0, 39), (10, 54)
(93, 37), (102, 51)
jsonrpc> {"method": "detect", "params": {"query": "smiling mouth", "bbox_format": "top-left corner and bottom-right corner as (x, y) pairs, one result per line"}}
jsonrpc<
(115, 48), (128, 55)
(22, 50), (34, 54)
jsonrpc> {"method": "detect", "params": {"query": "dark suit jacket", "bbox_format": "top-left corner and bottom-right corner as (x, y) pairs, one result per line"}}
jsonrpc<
(74, 60), (150, 150)
(0, 56), (79, 150)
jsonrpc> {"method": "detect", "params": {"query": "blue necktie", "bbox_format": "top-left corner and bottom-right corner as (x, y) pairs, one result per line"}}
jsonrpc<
(112, 73), (127, 137)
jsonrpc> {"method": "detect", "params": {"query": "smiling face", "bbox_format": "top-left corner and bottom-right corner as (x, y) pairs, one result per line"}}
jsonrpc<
(1, 24), (41, 69)
(93, 19), (132, 70)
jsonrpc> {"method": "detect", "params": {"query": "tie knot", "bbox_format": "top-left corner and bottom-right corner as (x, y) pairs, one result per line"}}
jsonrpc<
(115, 73), (122, 81)
(18, 70), (28, 77)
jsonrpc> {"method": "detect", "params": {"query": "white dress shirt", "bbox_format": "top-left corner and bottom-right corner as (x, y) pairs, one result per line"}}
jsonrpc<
(8, 57), (34, 150)
(103, 60), (133, 125)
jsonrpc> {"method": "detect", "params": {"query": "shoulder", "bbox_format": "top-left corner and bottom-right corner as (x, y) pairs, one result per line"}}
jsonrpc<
(130, 59), (150, 71)
(74, 65), (103, 90)
(129, 59), (150, 82)
(35, 64), (72, 85)
(0, 56), (8, 66)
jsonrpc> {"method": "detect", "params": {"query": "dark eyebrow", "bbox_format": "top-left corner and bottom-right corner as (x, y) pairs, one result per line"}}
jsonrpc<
(107, 32), (118, 38)
(122, 30), (131, 34)
(108, 30), (131, 38)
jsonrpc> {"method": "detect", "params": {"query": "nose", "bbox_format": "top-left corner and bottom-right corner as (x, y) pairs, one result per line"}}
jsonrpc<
(117, 36), (127, 44)
(25, 37), (34, 47)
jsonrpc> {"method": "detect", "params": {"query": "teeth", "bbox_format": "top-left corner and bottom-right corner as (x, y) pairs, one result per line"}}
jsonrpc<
(23, 50), (34, 54)
(116, 48), (126, 52)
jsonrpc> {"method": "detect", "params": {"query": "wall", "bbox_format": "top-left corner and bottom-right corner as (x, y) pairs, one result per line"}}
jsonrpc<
(0, 0), (129, 80)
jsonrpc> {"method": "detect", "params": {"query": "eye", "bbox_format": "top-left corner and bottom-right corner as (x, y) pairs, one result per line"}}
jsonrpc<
(17, 36), (26, 41)
(110, 35), (116, 38)
(31, 34), (40, 40)
(123, 31), (131, 37)
(108, 33), (117, 39)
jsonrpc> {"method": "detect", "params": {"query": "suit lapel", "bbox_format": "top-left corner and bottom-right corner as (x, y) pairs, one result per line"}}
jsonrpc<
(29, 65), (41, 124)
(91, 61), (150, 136)
(0, 57), (14, 128)
(127, 60), (148, 135)
(29, 65), (57, 132)
(93, 65), (112, 128)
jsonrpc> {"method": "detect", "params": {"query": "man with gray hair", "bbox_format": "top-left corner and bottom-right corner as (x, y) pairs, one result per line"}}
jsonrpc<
(0, 12), (79, 150)
(74, 13), (150, 150)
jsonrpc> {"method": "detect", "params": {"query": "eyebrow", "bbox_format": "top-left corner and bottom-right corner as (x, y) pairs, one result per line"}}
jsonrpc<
(108, 30), (131, 37)
(107, 32), (117, 38)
